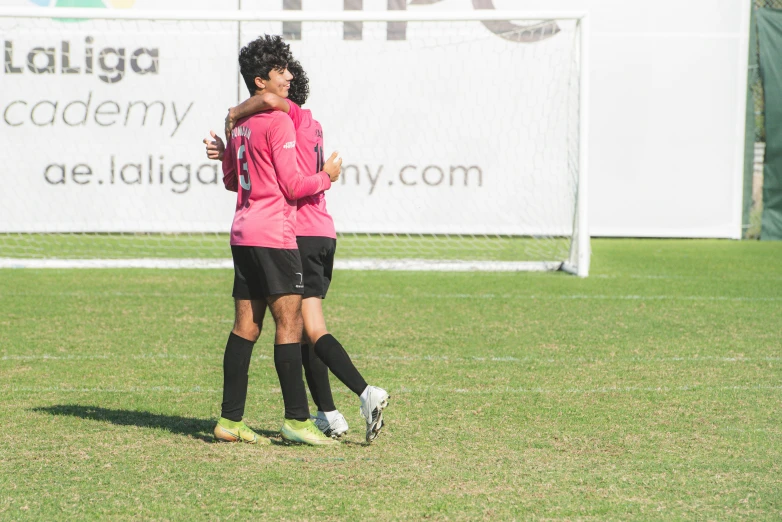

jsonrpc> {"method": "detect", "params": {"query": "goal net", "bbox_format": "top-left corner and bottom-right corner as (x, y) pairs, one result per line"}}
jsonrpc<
(0, 7), (590, 275)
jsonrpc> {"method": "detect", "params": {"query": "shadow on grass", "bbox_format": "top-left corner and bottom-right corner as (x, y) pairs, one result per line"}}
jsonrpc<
(32, 404), (280, 443)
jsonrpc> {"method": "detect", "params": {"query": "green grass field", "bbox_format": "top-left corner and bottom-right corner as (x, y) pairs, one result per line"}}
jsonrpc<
(1, 239), (780, 520)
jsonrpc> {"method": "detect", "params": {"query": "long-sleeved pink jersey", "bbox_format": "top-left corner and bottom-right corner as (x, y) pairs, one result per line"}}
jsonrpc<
(222, 110), (331, 249)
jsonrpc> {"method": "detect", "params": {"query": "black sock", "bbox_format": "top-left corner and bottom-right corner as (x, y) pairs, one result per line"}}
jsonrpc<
(274, 343), (310, 421)
(301, 343), (336, 412)
(220, 332), (255, 422)
(314, 334), (368, 397)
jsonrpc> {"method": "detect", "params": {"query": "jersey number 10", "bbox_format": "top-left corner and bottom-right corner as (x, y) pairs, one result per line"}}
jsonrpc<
(314, 143), (324, 173)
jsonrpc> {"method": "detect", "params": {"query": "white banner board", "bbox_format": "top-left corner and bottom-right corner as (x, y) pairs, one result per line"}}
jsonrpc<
(1, 16), (238, 232)
(0, 0), (752, 238)
(0, 3), (579, 235)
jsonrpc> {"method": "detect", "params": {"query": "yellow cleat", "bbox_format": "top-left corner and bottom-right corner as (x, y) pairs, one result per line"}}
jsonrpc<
(280, 419), (340, 446)
(214, 418), (270, 445)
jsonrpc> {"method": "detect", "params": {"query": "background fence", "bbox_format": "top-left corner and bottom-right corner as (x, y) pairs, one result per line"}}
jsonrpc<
(748, 1), (782, 239)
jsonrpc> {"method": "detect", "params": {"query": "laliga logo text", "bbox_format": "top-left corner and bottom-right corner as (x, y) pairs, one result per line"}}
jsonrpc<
(4, 38), (158, 84)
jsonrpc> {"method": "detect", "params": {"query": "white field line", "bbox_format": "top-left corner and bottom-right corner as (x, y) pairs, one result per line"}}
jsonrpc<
(343, 293), (782, 302)
(0, 258), (233, 269)
(1, 290), (781, 302)
(2, 354), (780, 363)
(0, 258), (559, 272)
(592, 274), (782, 281)
(5, 384), (781, 395)
(4, 258), (782, 280)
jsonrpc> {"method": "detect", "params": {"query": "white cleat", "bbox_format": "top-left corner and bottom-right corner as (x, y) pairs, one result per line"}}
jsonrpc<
(359, 386), (389, 443)
(311, 410), (349, 439)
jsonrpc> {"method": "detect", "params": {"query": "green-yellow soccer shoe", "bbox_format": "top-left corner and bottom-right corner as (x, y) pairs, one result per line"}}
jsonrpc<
(213, 418), (270, 445)
(280, 418), (340, 446)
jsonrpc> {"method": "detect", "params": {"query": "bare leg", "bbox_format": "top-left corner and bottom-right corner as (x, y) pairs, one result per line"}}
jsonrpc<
(302, 297), (328, 345)
(266, 294), (303, 344)
(232, 298), (266, 342)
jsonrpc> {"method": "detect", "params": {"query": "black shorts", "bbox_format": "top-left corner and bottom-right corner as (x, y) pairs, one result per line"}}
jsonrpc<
(231, 245), (304, 300)
(296, 236), (336, 299)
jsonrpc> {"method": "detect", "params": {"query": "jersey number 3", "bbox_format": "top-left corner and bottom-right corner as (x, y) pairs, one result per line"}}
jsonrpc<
(238, 145), (251, 191)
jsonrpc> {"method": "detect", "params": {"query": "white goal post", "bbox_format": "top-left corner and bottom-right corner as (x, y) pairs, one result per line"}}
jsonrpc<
(0, 7), (590, 276)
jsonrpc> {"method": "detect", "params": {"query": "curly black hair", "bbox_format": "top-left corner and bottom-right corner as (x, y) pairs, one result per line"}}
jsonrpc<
(239, 34), (292, 96)
(286, 58), (310, 107)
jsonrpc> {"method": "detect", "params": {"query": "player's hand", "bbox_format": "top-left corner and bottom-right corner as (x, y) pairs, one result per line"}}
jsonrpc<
(203, 130), (225, 161)
(224, 108), (237, 141)
(323, 151), (342, 183)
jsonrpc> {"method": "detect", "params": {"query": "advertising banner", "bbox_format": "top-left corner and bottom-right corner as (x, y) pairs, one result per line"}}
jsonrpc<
(1, 0), (578, 235)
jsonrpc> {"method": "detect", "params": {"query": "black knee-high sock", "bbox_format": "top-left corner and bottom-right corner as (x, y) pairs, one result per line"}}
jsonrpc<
(274, 343), (310, 421)
(301, 343), (336, 412)
(220, 332), (255, 422)
(313, 334), (368, 397)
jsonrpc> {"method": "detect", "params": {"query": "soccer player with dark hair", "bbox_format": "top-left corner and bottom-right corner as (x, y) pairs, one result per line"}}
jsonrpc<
(206, 45), (389, 443)
(212, 35), (342, 446)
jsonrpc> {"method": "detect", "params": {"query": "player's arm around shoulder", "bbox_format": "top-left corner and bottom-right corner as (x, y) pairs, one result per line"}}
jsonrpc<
(226, 93), (290, 138)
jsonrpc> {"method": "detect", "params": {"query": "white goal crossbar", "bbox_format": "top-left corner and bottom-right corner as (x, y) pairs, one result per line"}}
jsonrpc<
(0, 7), (587, 23)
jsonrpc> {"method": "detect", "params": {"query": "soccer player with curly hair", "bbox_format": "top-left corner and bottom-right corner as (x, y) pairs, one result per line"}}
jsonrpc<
(211, 35), (343, 446)
(206, 36), (389, 444)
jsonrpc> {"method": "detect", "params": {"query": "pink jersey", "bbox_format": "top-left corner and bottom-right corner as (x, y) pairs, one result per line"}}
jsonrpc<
(287, 101), (337, 239)
(222, 110), (331, 249)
